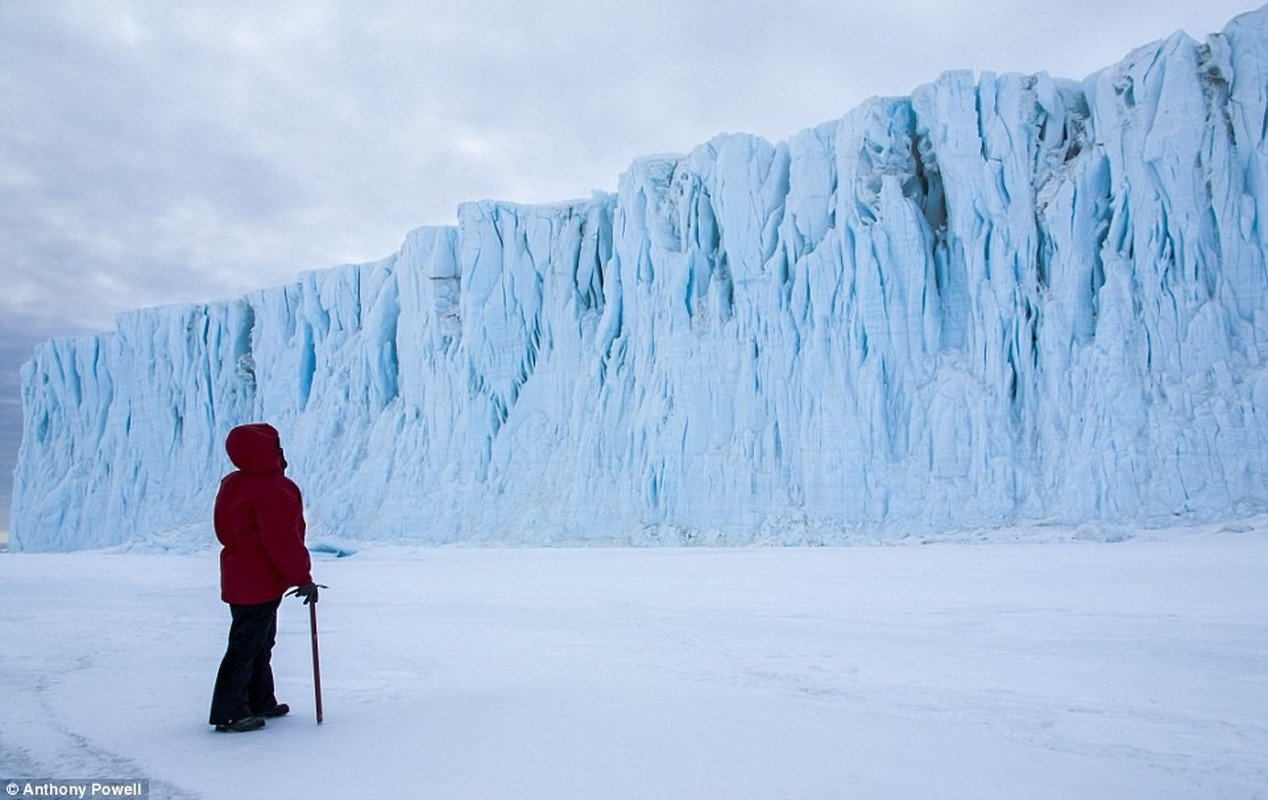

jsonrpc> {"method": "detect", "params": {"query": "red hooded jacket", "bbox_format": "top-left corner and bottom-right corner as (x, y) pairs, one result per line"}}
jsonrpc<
(214, 423), (313, 604)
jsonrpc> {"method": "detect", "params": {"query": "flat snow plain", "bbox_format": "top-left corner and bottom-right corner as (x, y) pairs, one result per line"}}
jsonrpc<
(1, 521), (1266, 800)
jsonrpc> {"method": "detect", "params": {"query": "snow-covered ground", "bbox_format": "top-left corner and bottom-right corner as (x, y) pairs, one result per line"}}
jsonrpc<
(1, 522), (1266, 800)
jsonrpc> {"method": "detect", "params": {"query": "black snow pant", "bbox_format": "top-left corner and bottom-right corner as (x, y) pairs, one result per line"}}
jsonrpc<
(209, 598), (282, 725)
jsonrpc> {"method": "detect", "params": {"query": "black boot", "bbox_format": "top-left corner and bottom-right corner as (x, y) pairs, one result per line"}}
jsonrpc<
(256, 703), (289, 719)
(214, 716), (265, 733)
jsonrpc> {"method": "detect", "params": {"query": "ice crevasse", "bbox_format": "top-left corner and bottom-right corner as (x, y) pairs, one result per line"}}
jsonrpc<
(13, 7), (1268, 549)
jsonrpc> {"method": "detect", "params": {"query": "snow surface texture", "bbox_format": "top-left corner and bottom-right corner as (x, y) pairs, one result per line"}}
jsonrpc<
(13, 8), (1268, 550)
(1, 527), (1265, 799)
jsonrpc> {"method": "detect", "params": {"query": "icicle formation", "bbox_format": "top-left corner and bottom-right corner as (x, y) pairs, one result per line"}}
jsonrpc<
(13, 8), (1268, 550)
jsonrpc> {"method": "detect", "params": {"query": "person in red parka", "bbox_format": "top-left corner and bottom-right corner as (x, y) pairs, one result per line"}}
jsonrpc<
(209, 423), (319, 733)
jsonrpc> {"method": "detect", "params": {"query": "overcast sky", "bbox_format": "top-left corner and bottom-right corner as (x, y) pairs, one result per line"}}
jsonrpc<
(0, 0), (1259, 536)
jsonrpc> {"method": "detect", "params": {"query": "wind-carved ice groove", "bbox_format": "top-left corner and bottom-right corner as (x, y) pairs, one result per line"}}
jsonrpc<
(12, 7), (1268, 550)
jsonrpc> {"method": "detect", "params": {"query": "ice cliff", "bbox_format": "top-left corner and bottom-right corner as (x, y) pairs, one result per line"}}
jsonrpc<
(13, 8), (1268, 550)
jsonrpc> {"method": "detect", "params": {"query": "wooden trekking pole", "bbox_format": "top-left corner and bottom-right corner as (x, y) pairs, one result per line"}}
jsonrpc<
(290, 582), (329, 724)
(309, 598), (324, 724)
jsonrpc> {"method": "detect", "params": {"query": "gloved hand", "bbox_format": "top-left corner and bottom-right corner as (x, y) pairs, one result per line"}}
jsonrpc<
(288, 583), (325, 605)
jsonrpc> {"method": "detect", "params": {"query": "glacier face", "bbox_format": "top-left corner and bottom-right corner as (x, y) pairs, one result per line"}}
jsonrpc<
(13, 8), (1268, 550)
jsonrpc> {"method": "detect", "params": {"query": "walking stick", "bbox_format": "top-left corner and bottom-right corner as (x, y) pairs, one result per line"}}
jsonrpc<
(291, 582), (329, 725)
(309, 599), (324, 725)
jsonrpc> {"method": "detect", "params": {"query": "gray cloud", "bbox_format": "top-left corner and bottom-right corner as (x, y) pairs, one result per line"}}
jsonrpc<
(0, 0), (1258, 533)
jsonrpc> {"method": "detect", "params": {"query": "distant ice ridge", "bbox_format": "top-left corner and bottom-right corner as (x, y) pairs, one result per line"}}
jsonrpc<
(13, 8), (1268, 551)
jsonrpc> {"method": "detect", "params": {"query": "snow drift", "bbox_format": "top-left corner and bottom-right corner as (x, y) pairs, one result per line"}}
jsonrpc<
(13, 8), (1268, 550)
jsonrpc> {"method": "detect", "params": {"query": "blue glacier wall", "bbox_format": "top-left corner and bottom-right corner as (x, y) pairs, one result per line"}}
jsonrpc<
(13, 8), (1268, 549)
